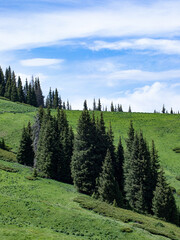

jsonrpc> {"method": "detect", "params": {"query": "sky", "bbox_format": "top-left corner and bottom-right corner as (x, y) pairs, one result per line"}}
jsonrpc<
(1, 0), (180, 112)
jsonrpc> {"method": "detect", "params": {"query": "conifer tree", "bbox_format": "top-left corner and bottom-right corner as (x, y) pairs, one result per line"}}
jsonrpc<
(116, 137), (124, 194)
(152, 169), (178, 224)
(34, 78), (44, 107)
(57, 109), (74, 183)
(128, 105), (132, 113)
(53, 88), (59, 108)
(36, 113), (59, 179)
(17, 123), (34, 166)
(98, 149), (123, 206)
(71, 109), (98, 194)
(93, 98), (96, 111)
(111, 102), (114, 112)
(17, 76), (25, 103)
(162, 104), (166, 114)
(0, 66), (5, 96)
(97, 98), (101, 111)
(11, 81), (18, 102)
(83, 100), (88, 110)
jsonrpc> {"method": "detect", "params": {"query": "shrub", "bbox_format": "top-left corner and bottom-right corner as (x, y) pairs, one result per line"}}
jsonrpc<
(120, 227), (133, 233)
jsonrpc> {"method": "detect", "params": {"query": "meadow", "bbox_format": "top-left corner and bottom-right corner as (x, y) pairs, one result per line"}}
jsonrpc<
(0, 98), (180, 239)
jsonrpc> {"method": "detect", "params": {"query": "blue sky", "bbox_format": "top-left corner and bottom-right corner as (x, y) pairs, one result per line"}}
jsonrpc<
(1, 0), (180, 111)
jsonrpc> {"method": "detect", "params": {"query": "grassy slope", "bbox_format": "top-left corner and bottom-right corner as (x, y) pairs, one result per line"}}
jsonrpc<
(0, 99), (180, 206)
(0, 160), (179, 240)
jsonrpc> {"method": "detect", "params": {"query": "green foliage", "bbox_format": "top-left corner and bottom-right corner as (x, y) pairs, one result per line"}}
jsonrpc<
(152, 169), (179, 225)
(0, 149), (16, 162)
(97, 149), (123, 206)
(75, 195), (180, 240)
(16, 122), (34, 166)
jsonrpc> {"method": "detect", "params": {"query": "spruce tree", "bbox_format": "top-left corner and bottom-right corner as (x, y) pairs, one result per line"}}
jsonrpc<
(17, 123), (34, 166)
(111, 102), (114, 112)
(0, 66), (5, 96)
(71, 109), (98, 194)
(93, 98), (96, 111)
(98, 149), (123, 206)
(97, 98), (101, 111)
(53, 88), (59, 108)
(17, 76), (25, 102)
(11, 82), (18, 102)
(152, 169), (178, 224)
(34, 78), (44, 107)
(36, 113), (59, 179)
(116, 137), (124, 194)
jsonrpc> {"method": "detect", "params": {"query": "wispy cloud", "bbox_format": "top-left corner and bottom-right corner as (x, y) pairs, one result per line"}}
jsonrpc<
(20, 58), (64, 67)
(88, 39), (180, 55)
(1, 1), (180, 51)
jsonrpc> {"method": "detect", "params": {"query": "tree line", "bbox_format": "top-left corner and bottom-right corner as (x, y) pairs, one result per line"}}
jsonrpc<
(0, 66), (44, 107)
(17, 105), (179, 226)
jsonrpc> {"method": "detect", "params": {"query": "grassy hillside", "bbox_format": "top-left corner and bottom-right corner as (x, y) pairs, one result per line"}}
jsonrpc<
(0, 98), (179, 207)
(0, 159), (179, 240)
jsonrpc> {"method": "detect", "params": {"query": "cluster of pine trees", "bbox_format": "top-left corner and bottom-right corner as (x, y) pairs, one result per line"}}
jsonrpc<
(0, 66), (44, 107)
(45, 88), (71, 110)
(17, 107), (74, 183)
(17, 106), (179, 225)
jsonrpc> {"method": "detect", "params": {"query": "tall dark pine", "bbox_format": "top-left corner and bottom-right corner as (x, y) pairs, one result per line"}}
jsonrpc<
(97, 98), (101, 111)
(98, 149), (123, 206)
(0, 66), (5, 96)
(152, 169), (178, 225)
(57, 109), (74, 183)
(17, 77), (25, 103)
(83, 100), (88, 110)
(36, 114), (59, 179)
(111, 102), (114, 112)
(116, 137), (124, 194)
(17, 122), (34, 166)
(71, 109), (97, 194)
(93, 98), (96, 111)
(53, 88), (59, 108)
(34, 78), (44, 107)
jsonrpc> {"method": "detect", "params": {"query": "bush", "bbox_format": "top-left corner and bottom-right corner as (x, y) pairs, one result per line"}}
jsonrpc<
(120, 227), (133, 233)
(0, 164), (18, 173)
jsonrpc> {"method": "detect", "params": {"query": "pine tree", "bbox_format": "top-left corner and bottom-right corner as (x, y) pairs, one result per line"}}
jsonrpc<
(152, 169), (178, 224)
(71, 110), (98, 194)
(36, 114), (59, 179)
(11, 81), (18, 102)
(34, 78), (44, 107)
(116, 137), (124, 194)
(162, 104), (166, 114)
(97, 98), (101, 111)
(57, 109), (74, 183)
(128, 105), (132, 113)
(53, 88), (59, 109)
(17, 123), (34, 166)
(111, 102), (114, 112)
(98, 149), (123, 206)
(17, 76), (25, 102)
(0, 66), (5, 96)
(93, 98), (96, 111)
(32, 106), (45, 167)
(83, 100), (88, 110)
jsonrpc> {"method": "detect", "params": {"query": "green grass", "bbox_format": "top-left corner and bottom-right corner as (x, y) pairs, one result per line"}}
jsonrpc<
(0, 159), (179, 240)
(0, 99), (180, 207)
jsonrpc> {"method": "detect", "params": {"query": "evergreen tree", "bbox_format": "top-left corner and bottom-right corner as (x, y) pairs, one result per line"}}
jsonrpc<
(162, 104), (166, 114)
(32, 106), (45, 167)
(57, 109), (74, 183)
(11, 81), (18, 102)
(53, 88), (59, 109)
(17, 76), (25, 102)
(170, 108), (173, 114)
(97, 98), (101, 111)
(111, 102), (114, 112)
(17, 123), (34, 166)
(98, 149), (123, 206)
(4, 75), (12, 99)
(36, 114), (59, 179)
(128, 105), (132, 113)
(152, 169), (178, 225)
(150, 140), (160, 195)
(83, 100), (88, 110)
(34, 78), (44, 107)
(116, 137), (124, 194)
(71, 110), (98, 194)
(0, 66), (5, 96)
(93, 98), (96, 111)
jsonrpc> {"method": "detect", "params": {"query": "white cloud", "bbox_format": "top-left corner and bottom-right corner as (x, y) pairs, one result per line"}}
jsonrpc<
(106, 69), (180, 86)
(72, 82), (179, 112)
(20, 58), (64, 67)
(89, 38), (180, 55)
(1, 1), (180, 51)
